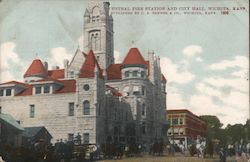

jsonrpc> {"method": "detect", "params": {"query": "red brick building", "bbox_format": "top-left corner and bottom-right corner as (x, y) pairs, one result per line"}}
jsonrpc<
(167, 109), (206, 148)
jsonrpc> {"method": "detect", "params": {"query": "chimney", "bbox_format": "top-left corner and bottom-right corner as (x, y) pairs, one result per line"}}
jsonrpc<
(43, 61), (48, 71)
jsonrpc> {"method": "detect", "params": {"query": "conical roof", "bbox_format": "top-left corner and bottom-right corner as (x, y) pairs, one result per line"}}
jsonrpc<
(122, 48), (147, 65)
(24, 59), (47, 77)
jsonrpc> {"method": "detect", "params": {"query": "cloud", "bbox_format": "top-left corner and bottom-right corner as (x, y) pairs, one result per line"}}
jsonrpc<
(166, 87), (185, 109)
(0, 42), (20, 70)
(209, 55), (248, 70)
(204, 77), (248, 93)
(0, 42), (24, 82)
(196, 57), (203, 62)
(114, 50), (123, 63)
(196, 82), (249, 109)
(160, 57), (195, 84)
(182, 45), (203, 57)
(189, 93), (248, 126)
(48, 47), (73, 69)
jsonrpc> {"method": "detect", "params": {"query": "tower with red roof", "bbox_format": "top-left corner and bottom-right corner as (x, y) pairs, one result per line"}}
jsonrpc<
(0, 0), (168, 145)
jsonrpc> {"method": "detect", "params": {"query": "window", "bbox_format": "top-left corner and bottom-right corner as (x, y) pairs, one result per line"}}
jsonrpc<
(83, 133), (89, 144)
(133, 86), (140, 96)
(68, 133), (74, 142)
(30, 105), (35, 118)
(172, 118), (178, 125)
(44, 85), (50, 93)
(0, 89), (3, 96)
(142, 104), (146, 116)
(6, 89), (11, 96)
(179, 118), (184, 125)
(69, 102), (74, 116)
(35, 87), (42, 94)
(83, 84), (90, 91)
(125, 71), (130, 78)
(141, 86), (145, 96)
(141, 71), (145, 78)
(83, 100), (90, 115)
(142, 125), (146, 134)
(0, 106), (2, 114)
(132, 71), (138, 77)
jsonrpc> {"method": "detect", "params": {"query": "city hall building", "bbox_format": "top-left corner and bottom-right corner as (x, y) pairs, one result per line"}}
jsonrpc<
(0, 1), (167, 145)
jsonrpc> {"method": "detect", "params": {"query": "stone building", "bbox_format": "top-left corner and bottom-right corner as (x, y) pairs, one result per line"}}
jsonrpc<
(0, 0), (167, 145)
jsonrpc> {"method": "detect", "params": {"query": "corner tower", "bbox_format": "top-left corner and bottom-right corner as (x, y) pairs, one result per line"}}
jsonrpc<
(83, 0), (114, 69)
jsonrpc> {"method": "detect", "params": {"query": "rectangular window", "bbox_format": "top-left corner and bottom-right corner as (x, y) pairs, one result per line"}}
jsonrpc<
(68, 133), (74, 142)
(179, 118), (184, 125)
(0, 89), (3, 96)
(141, 86), (145, 96)
(44, 85), (50, 93)
(30, 105), (35, 118)
(132, 71), (138, 77)
(172, 118), (178, 125)
(83, 133), (89, 144)
(0, 106), (2, 114)
(35, 87), (42, 94)
(6, 89), (11, 96)
(68, 102), (74, 116)
(83, 101), (90, 115)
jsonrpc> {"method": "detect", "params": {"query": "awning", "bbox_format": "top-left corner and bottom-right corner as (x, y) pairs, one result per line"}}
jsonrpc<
(0, 114), (24, 131)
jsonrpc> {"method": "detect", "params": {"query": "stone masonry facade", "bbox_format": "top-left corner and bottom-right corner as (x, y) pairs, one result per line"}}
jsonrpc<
(0, 0), (167, 145)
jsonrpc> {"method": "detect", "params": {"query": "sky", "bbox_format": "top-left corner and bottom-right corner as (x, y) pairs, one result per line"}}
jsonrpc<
(0, 0), (249, 126)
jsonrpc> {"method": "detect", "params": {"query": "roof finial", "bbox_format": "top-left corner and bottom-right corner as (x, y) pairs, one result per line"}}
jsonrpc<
(35, 53), (39, 59)
(131, 40), (135, 48)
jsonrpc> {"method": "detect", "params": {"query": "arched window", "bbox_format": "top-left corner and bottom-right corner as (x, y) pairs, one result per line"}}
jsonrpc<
(92, 6), (100, 23)
(83, 100), (90, 115)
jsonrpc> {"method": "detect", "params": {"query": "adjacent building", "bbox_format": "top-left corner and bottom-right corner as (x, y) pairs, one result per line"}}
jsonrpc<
(0, 0), (168, 145)
(167, 109), (206, 148)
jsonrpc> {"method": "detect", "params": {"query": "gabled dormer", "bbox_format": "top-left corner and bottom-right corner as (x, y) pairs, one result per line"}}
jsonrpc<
(29, 79), (64, 95)
(0, 81), (27, 97)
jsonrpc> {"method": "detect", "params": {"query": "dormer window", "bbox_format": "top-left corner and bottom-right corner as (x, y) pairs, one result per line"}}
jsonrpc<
(125, 71), (130, 78)
(35, 87), (42, 94)
(6, 89), (12, 96)
(44, 85), (50, 94)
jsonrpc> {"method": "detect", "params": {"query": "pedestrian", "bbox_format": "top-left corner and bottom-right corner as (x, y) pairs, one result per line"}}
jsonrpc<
(219, 148), (226, 162)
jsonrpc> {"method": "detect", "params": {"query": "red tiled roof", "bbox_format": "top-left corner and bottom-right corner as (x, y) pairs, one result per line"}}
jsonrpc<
(54, 79), (76, 94)
(24, 59), (48, 77)
(0, 81), (27, 87)
(16, 84), (33, 96)
(79, 50), (103, 79)
(48, 69), (64, 79)
(122, 48), (147, 65)
(161, 74), (167, 82)
(106, 85), (122, 97)
(106, 64), (122, 80)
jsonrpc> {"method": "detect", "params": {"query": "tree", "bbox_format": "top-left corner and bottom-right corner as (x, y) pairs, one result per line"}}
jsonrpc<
(200, 115), (225, 148)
